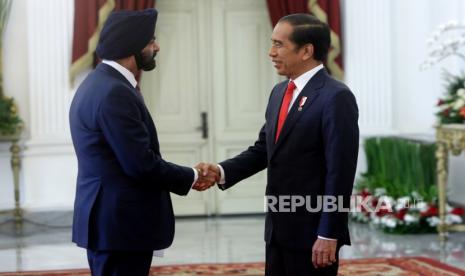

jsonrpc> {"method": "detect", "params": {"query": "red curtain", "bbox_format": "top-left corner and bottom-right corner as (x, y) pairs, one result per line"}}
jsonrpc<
(70, 0), (155, 82)
(266, 0), (308, 27)
(265, 0), (344, 80)
(115, 0), (154, 10)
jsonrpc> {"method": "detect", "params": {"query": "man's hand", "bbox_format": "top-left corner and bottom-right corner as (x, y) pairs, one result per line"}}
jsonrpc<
(193, 162), (220, 191)
(312, 238), (337, 269)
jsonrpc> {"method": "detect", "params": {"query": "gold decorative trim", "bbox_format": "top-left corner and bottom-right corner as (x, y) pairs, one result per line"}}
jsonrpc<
(69, 0), (115, 84)
(435, 124), (465, 241)
(308, 0), (344, 81)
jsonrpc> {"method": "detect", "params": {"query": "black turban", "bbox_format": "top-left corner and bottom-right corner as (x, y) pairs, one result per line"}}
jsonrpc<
(96, 8), (157, 60)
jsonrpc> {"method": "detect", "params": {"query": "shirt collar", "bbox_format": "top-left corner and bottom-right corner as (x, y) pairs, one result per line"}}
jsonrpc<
(290, 64), (324, 92)
(102, 60), (138, 88)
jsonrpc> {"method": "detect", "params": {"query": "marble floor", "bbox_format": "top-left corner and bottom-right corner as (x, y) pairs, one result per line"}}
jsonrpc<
(0, 213), (465, 273)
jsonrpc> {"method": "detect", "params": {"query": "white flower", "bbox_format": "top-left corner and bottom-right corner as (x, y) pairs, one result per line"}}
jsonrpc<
(404, 214), (419, 225)
(372, 216), (381, 225)
(447, 20), (458, 28)
(452, 98), (465, 110)
(381, 216), (397, 228)
(415, 201), (429, 212)
(422, 21), (465, 70)
(457, 88), (465, 98)
(439, 103), (450, 111)
(446, 214), (463, 225)
(427, 216), (440, 227)
(385, 218), (397, 228)
(396, 197), (411, 209)
(444, 38), (454, 46)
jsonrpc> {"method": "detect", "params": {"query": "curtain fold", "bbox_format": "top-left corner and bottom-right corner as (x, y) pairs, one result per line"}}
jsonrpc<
(266, 0), (308, 27)
(265, 0), (344, 80)
(70, 0), (155, 83)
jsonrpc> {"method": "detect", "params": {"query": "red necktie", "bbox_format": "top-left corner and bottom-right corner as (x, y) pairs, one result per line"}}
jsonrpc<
(275, 81), (296, 142)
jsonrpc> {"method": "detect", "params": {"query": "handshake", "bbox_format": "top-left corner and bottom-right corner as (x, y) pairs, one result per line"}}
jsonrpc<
(192, 163), (221, 191)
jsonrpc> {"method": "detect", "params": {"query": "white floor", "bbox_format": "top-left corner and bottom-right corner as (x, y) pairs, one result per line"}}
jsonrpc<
(0, 215), (464, 272)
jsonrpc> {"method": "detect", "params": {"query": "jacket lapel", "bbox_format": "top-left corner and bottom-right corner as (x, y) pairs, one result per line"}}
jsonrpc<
(270, 69), (327, 159)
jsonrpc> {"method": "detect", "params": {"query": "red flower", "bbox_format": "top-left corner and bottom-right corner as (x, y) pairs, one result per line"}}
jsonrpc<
(437, 99), (445, 106)
(420, 206), (438, 217)
(360, 189), (371, 199)
(376, 208), (391, 217)
(395, 208), (408, 220)
(460, 107), (465, 118)
(451, 207), (465, 216)
(375, 201), (393, 217)
(443, 108), (451, 117)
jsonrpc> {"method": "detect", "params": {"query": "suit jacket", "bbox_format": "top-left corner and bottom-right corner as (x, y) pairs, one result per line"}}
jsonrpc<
(219, 68), (359, 250)
(69, 63), (194, 251)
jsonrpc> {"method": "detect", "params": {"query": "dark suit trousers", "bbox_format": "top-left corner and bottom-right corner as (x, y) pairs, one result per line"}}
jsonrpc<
(265, 239), (340, 276)
(87, 249), (153, 276)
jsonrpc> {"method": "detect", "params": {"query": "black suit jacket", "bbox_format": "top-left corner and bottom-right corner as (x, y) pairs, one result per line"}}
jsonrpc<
(219, 69), (359, 250)
(69, 63), (194, 251)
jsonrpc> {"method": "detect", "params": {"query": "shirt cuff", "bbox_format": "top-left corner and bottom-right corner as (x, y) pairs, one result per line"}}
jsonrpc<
(318, 235), (337, 241)
(153, 249), (164, 257)
(217, 164), (226, 184)
(191, 168), (198, 188)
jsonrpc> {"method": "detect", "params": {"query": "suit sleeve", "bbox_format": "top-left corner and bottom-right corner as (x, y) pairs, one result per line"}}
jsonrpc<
(317, 90), (359, 239)
(97, 87), (194, 196)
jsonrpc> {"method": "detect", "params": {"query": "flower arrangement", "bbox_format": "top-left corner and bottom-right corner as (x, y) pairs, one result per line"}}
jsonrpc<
(0, 95), (21, 135)
(422, 20), (465, 124)
(421, 20), (465, 70)
(351, 188), (465, 234)
(435, 73), (465, 124)
(353, 137), (465, 234)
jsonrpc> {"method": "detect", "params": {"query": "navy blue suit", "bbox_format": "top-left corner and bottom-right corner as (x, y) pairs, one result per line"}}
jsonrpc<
(219, 69), (359, 274)
(69, 63), (194, 273)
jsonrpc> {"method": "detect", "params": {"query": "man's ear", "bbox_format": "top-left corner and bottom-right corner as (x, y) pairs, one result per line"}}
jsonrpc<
(302, 44), (314, 61)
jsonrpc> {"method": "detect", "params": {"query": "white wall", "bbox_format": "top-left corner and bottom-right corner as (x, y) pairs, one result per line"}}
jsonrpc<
(0, 0), (30, 210)
(1, 0), (76, 211)
(0, 0), (464, 211)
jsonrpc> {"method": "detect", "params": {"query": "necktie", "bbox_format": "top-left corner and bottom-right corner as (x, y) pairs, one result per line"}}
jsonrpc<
(275, 81), (296, 142)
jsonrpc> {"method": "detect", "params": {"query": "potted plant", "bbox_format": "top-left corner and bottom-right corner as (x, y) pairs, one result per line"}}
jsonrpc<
(0, 0), (22, 140)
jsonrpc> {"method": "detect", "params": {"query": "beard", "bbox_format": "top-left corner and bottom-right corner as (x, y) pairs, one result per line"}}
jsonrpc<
(135, 50), (157, 71)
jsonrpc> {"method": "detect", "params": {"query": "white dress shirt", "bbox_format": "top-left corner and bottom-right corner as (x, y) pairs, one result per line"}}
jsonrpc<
(102, 60), (200, 256)
(102, 60), (138, 88)
(218, 64), (335, 241)
(288, 64), (324, 111)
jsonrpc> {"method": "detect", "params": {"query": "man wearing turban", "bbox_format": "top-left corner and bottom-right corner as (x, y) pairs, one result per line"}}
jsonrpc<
(69, 8), (217, 275)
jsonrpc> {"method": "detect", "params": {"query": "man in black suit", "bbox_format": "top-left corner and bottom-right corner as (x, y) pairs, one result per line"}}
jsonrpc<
(69, 9), (216, 276)
(197, 14), (359, 275)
